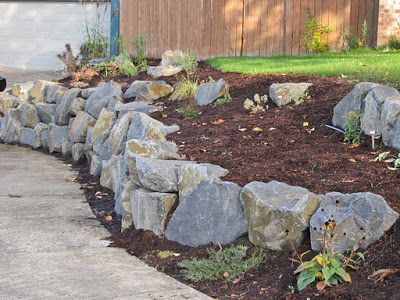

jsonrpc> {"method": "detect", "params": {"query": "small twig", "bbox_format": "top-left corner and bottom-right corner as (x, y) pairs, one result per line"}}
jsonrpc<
(325, 124), (344, 133)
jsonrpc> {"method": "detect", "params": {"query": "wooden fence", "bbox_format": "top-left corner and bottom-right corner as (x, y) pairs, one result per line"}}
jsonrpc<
(120, 0), (380, 58)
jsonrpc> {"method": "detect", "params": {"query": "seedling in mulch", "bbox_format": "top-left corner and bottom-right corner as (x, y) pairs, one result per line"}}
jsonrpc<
(343, 110), (363, 145)
(243, 94), (269, 114)
(371, 151), (400, 170)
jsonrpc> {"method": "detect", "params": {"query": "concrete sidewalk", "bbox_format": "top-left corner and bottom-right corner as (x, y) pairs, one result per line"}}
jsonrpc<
(0, 144), (210, 300)
(0, 67), (62, 87)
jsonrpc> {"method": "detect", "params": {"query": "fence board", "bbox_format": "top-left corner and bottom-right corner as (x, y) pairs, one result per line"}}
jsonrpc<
(120, 0), (379, 59)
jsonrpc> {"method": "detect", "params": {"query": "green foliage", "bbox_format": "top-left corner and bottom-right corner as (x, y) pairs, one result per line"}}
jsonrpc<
(80, 25), (109, 64)
(343, 110), (363, 145)
(302, 12), (332, 53)
(176, 52), (198, 79)
(388, 36), (400, 50)
(179, 245), (265, 282)
(372, 151), (400, 171)
(243, 94), (269, 114)
(214, 93), (232, 106)
(132, 34), (148, 72)
(98, 51), (138, 78)
(175, 107), (201, 119)
(170, 76), (199, 102)
(344, 21), (368, 50)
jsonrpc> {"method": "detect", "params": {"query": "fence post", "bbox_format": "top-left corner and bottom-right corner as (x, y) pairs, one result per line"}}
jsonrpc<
(110, 0), (120, 56)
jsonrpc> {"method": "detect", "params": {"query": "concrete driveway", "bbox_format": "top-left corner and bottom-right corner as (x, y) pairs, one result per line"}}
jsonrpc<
(0, 67), (63, 87)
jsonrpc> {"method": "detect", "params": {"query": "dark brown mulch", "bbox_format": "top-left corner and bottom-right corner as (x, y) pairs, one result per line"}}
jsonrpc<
(59, 63), (400, 299)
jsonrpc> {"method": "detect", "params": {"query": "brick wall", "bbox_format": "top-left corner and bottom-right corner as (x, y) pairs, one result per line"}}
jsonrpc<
(378, 0), (400, 45)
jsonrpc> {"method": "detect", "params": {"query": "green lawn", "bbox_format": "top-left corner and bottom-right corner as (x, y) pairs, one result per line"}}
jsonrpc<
(207, 49), (400, 87)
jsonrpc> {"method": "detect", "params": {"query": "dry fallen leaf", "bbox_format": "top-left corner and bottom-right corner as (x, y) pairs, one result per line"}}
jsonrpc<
(201, 122), (208, 126)
(223, 272), (230, 278)
(350, 144), (360, 148)
(161, 113), (168, 119)
(95, 191), (102, 197)
(238, 128), (248, 132)
(211, 119), (225, 125)
(269, 127), (276, 131)
(349, 158), (357, 163)
(252, 127), (263, 132)
(368, 269), (400, 282)
(200, 149), (208, 153)
(104, 215), (113, 222)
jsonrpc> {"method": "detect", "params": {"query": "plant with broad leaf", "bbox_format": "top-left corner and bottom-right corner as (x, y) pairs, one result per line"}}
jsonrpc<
(372, 151), (400, 170)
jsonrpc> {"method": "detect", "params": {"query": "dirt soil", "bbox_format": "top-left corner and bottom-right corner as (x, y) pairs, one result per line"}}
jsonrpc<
(61, 63), (400, 299)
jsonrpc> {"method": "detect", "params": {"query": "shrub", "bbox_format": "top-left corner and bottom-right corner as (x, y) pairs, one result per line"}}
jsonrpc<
(179, 245), (265, 282)
(388, 36), (400, 50)
(243, 94), (269, 114)
(344, 21), (368, 50)
(302, 12), (332, 53)
(214, 93), (232, 106)
(170, 76), (199, 103)
(175, 107), (201, 120)
(132, 34), (148, 72)
(80, 25), (109, 64)
(176, 52), (198, 79)
(343, 110), (363, 145)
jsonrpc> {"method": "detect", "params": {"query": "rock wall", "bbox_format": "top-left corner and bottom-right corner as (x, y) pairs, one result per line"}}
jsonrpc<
(0, 80), (398, 252)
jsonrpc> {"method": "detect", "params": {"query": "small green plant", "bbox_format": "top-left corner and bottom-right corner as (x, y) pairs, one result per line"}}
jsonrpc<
(214, 93), (232, 106)
(80, 24), (109, 64)
(132, 34), (148, 72)
(343, 110), (363, 145)
(179, 245), (265, 282)
(176, 52), (198, 79)
(302, 12), (332, 53)
(170, 76), (199, 102)
(344, 21), (368, 50)
(292, 202), (364, 292)
(388, 36), (400, 50)
(372, 151), (400, 170)
(175, 107), (201, 119)
(243, 94), (269, 114)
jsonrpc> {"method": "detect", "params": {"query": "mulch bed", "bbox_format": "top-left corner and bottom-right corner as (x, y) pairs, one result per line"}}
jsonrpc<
(61, 63), (400, 299)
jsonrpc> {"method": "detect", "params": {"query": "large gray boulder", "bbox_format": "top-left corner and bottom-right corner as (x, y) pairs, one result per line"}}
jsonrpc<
(92, 130), (112, 160)
(0, 94), (19, 115)
(269, 82), (312, 107)
(43, 84), (66, 104)
(0, 110), (23, 143)
(310, 192), (399, 253)
(19, 127), (37, 148)
(29, 80), (58, 104)
(126, 156), (194, 192)
(178, 163), (229, 200)
(100, 156), (124, 192)
(68, 111), (97, 143)
(114, 101), (163, 115)
(117, 179), (139, 230)
(90, 154), (103, 177)
(72, 143), (85, 163)
(131, 188), (177, 235)
(147, 66), (183, 79)
(165, 179), (247, 247)
(35, 103), (56, 124)
(19, 104), (40, 128)
(160, 49), (183, 66)
(55, 88), (81, 125)
(123, 80), (174, 102)
(61, 138), (73, 157)
(381, 95), (400, 151)
(109, 113), (133, 156)
(85, 81), (122, 118)
(81, 86), (101, 99)
(195, 78), (229, 106)
(68, 97), (86, 116)
(127, 112), (179, 141)
(34, 123), (49, 149)
(332, 82), (382, 129)
(125, 139), (181, 160)
(91, 108), (117, 144)
(241, 181), (320, 251)
(48, 124), (69, 153)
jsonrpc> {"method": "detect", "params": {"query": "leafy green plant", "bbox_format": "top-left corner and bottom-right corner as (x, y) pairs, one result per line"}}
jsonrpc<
(176, 52), (198, 79)
(388, 36), (400, 50)
(343, 110), (363, 145)
(302, 12), (332, 53)
(243, 94), (269, 114)
(132, 34), (148, 72)
(179, 245), (265, 282)
(292, 202), (364, 292)
(170, 76), (199, 102)
(214, 93), (232, 106)
(175, 107), (201, 119)
(344, 21), (368, 50)
(372, 151), (400, 170)
(80, 24), (109, 64)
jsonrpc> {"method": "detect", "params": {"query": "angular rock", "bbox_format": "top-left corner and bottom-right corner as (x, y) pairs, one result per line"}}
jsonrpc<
(165, 179), (247, 247)
(0, 110), (22, 143)
(381, 95), (400, 150)
(19, 127), (36, 148)
(34, 123), (49, 149)
(147, 66), (183, 79)
(241, 181), (320, 250)
(43, 84), (66, 104)
(123, 81), (174, 102)
(91, 108), (117, 143)
(360, 86), (399, 136)
(178, 163), (229, 200)
(126, 156), (194, 192)
(108, 113), (132, 156)
(30, 80), (57, 104)
(114, 101), (163, 115)
(100, 156), (124, 193)
(160, 50), (183, 66)
(269, 82), (312, 107)
(61, 138), (73, 157)
(92, 130), (111, 160)
(195, 78), (229, 106)
(332, 82), (382, 129)
(55, 88), (81, 125)
(0, 94), (19, 115)
(19, 104), (40, 128)
(126, 139), (181, 160)
(72, 143), (85, 163)
(90, 154), (103, 177)
(68, 97), (86, 116)
(118, 179), (139, 230)
(84, 126), (94, 159)
(81, 86), (101, 99)
(68, 111), (97, 143)
(310, 192), (399, 253)
(85, 81), (122, 118)
(35, 103), (56, 124)
(12, 81), (34, 98)
(127, 112), (179, 141)
(131, 188), (177, 236)
(48, 124), (69, 153)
